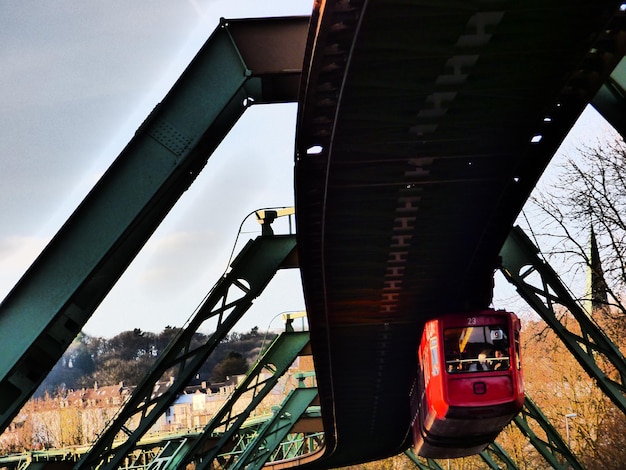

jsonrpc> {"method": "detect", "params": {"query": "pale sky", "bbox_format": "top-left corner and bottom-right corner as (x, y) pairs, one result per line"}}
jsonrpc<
(0, 1), (617, 338)
(492, 106), (620, 320)
(0, 1), (313, 338)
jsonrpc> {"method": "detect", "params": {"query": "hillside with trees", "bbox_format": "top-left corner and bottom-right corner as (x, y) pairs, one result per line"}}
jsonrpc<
(35, 326), (275, 397)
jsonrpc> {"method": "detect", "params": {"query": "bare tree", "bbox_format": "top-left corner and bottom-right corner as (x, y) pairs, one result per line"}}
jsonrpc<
(526, 137), (626, 325)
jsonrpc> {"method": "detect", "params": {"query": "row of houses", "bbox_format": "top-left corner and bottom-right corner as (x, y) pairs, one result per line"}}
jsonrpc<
(0, 357), (314, 453)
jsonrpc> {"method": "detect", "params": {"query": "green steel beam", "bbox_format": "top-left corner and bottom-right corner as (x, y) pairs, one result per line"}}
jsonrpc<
(268, 430), (324, 461)
(230, 387), (318, 470)
(167, 331), (311, 470)
(0, 16), (308, 435)
(480, 441), (518, 470)
(404, 448), (445, 470)
(499, 226), (626, 414)
(75, 233), (298, 470)
(143, 439), (191, 470)
(405, 440), (518, 470)
(513, 397), (584, 470)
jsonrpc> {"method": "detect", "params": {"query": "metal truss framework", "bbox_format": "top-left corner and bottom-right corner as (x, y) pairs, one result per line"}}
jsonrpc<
(175, 332), (315, 470)
(480, 441), (517, 470)
(0, 16), (308, 436)
(75, 233), (298, 470)
(496, 224), (626, 470)
(405, 223), (626, 470)
(499, 226), (626, 414)
(0, 331), (321, 470)
(512, 397), (584, 470)
(217, 417), (323, 470)
(11, 227), (614, 470)
(223, 386), (319, 470)
(405, 444), (517, 470)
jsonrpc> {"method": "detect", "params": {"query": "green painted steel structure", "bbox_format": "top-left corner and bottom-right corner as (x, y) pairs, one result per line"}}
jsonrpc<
(0, 16), (308, 437)
(481, 441), (518, 470)
(0, 331), (317, 470)
(75, 233), (298, 470)
(500, 226), (626, 415)
(513, 397), (584, 470)
(226, 387), (318, 470)
(12, 218), (615, 469)
(404, 448), (445, 470)
(592, 57), (626, 138)
(168, 331), (313, 470)
(405, 395), (582, 470)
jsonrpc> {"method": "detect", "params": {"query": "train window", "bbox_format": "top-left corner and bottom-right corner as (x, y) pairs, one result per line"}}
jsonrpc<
(444, 324), (511, 373)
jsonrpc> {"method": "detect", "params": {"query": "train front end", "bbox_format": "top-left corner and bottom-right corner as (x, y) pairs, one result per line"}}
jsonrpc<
(411, 309), (524, 458)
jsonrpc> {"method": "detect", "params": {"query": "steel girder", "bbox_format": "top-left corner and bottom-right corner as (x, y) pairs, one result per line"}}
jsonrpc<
(499, 226), (626, 415)
(480, 441), (518, 470)
(405, 396), (580, 470)
(0, 16), (308, 436)
(404, 448), (445, 470)
(226, 387), (319, 470)
(513, 397), (584, 470)
(168, 331), (312, 470)
(404, 433), (518, 470)
(74, 234), (298, 470)
(0, 329), (314, 470)
(140, 439), (192, 470)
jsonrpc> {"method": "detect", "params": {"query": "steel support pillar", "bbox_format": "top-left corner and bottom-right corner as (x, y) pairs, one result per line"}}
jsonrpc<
(74, 233), (298, 470)
(406, 395), (583, 469)
(167, 331), (312, 470)
(403, 448), (445, 470)
(228, 387), (319, 470)
(513, 397), (584, 470)
(142, 439), (191, 470)
(480, 441), (518, 470)
(0, 16), (308, 435)
(499, 226), (626, 414)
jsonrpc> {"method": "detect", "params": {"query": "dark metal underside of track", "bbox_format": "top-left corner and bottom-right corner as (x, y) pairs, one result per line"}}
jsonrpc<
(295, 1), (626, 467)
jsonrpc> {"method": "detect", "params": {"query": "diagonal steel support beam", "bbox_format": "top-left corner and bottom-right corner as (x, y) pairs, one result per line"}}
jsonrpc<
(75, 234), (298, 470)
(499, 226), (626, 414)
(0, 16), (308, 435)
(169, 331), (312, 470)
(513, 397), (584, 470)
(143, 438), (192, 470)
(480, 441), (518, 470)
(229, 387), (319, 470)
(403, 448), (445, 470)
(405, 433), (518, 469)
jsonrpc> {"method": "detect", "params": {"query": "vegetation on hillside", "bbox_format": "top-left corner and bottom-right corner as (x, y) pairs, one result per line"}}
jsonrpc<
(36, 326), (275, 397)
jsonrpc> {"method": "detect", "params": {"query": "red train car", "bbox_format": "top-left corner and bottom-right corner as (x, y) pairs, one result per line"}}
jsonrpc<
(410, 309), (524, 458)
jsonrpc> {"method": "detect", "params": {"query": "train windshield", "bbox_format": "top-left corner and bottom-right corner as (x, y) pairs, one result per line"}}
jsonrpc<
(443, 323), (510, 373)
